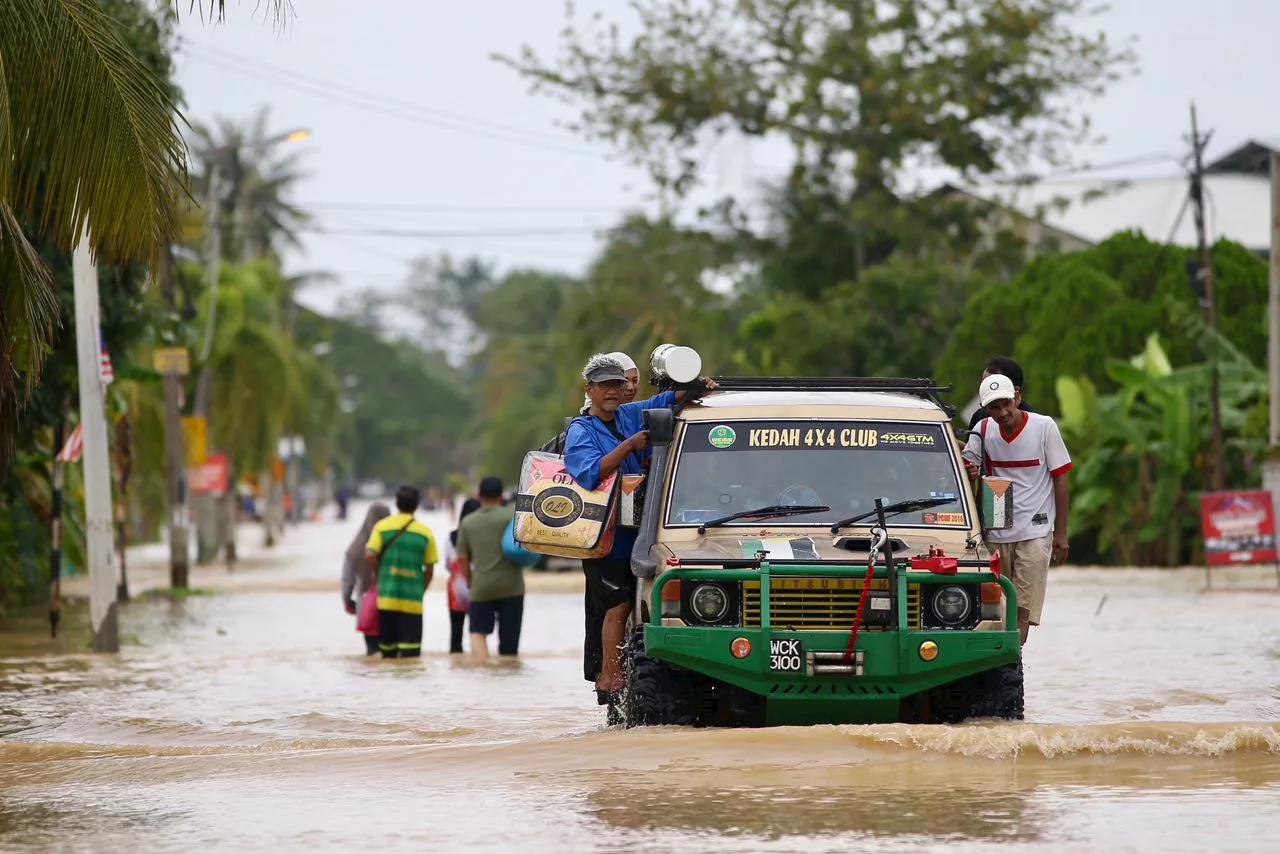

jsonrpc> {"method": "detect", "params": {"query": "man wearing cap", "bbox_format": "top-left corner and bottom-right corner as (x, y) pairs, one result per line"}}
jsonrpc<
(966, 356), (1038, 431)
(539, 351), (640, 455)
(962, 373), (1072, 645)
(456, 475), (525, 660)
(565, 353), (717, 700)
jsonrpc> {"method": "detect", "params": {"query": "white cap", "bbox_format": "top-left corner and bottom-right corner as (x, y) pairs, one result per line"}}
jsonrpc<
(979, 373), (1017, 408)
(604, 351), (637, 372)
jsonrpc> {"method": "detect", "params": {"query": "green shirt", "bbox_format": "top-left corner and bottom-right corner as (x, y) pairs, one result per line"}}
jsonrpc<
(366, 513), (438, 614)
(456, 504), (525, 602)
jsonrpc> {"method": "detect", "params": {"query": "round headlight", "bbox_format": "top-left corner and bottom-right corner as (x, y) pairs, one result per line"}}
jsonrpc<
(690, 583), (729, 622)
(931, 585), (972, 625)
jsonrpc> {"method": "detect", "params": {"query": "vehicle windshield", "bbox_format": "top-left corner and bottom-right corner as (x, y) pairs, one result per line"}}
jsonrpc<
(665, 420), (967, 529)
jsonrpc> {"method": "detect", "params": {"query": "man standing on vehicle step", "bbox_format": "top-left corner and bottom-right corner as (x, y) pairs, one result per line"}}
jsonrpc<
(962, 374), (1072, 645)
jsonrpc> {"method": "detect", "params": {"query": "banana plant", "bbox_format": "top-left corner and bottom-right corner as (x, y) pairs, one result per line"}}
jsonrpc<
(1055, 333), (1265, 566)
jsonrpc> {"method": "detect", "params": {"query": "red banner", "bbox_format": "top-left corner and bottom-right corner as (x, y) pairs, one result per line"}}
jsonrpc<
(1200, 490), (1278, 566)
(190, 453), (230, 495)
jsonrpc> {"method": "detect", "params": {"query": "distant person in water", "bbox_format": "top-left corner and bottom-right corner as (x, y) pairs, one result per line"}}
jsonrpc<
(336, 487), (351, 521)
(444, 497), (482, 654)
(456, 477), (526, 661)
(364, 485), (439, 659)
(342, 501), (391, 655)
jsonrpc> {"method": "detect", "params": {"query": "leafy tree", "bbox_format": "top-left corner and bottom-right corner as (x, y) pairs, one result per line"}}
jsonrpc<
(498, 0), (1134, 201)
(738, 257), (991, 377)
(401, 253), (499, 367)
(188, 106), (312, 264)
(1, 0), (186, 458)
(937, 232), (1268, 416)
(296, 305), (475, 488)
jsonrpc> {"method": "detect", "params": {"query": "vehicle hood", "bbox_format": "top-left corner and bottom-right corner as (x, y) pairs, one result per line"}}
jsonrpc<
(656, 528), (987, 564)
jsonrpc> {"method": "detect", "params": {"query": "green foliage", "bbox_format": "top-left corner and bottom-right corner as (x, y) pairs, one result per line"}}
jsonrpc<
(0, 0), (184, 609)
(1056, 334), (1266, 566)
(0, 0), (187, 458)
(937, 231), (1268, 415)
(738, 258), (992, 377)
(499, 0), (1134, 198)
(295, 306), (473, 488)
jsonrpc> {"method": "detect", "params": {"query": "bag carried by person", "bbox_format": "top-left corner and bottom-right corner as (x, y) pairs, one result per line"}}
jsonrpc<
(356, 585), (380, 635)
(357, 518), (416, 635)
(448, 562), (471, 612)
(512, 447), (620, 559)
(502, 517), (542, 568)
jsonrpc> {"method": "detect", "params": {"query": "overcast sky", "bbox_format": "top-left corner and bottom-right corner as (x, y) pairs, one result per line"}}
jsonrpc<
(172, 0), (1280, 316)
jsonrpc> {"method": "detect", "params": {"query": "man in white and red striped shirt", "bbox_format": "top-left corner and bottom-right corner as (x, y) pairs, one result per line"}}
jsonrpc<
(962, 373), (1072, 644)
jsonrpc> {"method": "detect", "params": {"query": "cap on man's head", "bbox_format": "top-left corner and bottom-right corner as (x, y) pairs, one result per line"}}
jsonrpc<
(604, 351), (637, 372)
(478, 476), (504, 499)
(979, 374), (1017, 408)
(583, 354), (628, 385)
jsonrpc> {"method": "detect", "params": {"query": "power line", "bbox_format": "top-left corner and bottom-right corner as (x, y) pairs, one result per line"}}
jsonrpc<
(181, 44), (605, 158)
(297, 200), (648, 214)
(304, 225), (608, 239)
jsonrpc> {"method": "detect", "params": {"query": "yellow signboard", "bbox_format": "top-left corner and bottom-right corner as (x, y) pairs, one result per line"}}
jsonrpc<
(153, 347), (190, 376)
(182, 416), (207, 467)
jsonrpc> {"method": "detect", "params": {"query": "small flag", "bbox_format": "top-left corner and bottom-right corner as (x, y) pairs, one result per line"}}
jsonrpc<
(98, 327), (114, 386)
(57, 424), (84, 463)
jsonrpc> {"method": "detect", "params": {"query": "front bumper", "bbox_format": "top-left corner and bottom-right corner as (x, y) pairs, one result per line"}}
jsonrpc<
(646, 563), (1020, 723)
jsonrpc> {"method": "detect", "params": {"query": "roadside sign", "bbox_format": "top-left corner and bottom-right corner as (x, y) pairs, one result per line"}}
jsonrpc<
(1200, 490), (1278, 588)
(190, 453), (229, 494)
(182, 416), (207, 467)
(153, 347), (190, 376)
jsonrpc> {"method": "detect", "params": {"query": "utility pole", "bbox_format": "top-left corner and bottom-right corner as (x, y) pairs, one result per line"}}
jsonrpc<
(1264, 152), (1280, 533)
(193, 161), (223, 564)
(1188, 103), (1226, 492)
(158, 247), (190, 587)
(72, 235), (119, 653)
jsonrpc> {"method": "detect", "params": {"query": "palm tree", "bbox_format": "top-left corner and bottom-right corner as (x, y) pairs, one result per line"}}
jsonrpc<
(0, 0), (188, 458)
(188, 106), (312, 264)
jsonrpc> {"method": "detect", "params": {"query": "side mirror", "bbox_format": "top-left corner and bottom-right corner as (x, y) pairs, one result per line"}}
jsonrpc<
(644, 408), (675, 446)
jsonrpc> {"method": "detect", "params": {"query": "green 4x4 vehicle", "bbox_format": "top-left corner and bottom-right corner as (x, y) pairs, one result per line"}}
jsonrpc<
(619, 376), (1022, 728)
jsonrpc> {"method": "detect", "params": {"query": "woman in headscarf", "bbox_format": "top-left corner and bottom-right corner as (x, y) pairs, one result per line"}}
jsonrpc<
(342, 501), (391, 654)
(444, 497), (483, 653)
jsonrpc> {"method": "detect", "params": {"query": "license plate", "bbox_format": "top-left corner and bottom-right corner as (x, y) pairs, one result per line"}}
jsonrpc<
(769, 638), (804, 672)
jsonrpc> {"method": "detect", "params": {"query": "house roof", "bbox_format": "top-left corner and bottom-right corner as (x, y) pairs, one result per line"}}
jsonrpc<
(1204, 139), (1280, 175)
(947, 173), (1272, 252)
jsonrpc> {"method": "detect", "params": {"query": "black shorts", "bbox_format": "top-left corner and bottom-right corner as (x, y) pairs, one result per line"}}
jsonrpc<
(583, 557), (636, 612)
(582, 558), (636, 682)
(469, 595), (525, 656)
(378, 609), (423, 658)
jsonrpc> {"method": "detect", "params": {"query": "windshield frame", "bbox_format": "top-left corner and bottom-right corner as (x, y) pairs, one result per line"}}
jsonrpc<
(661, 417), (972, 531)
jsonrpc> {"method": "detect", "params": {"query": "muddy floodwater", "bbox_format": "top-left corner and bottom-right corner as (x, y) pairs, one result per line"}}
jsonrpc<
(2, 505), (1279, 853)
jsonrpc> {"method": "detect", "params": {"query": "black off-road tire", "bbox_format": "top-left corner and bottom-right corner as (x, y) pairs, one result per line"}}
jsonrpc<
(907, 661), (1025, 724)
(621, 628), (698, 728)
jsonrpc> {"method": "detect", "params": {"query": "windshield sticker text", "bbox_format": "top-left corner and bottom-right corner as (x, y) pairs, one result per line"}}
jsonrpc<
(749, 428), (881, 448)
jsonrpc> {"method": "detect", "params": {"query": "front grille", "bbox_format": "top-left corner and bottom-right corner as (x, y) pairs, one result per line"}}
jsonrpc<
(742, 577), (922, 631)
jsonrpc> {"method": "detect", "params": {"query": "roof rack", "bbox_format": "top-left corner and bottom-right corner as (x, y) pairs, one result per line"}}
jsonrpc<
(688, 376), (957, 416)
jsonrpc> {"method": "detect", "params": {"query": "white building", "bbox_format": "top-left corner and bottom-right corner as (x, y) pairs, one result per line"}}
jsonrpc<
(938, 138), (1278, 257)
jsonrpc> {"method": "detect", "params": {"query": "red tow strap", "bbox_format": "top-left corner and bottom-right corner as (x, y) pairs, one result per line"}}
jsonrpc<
(843, 551), (879, 666)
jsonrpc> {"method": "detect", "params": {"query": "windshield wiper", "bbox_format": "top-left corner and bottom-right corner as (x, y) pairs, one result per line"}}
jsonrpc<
(697, 504), (830, 534)
(828, 496), (958, 534)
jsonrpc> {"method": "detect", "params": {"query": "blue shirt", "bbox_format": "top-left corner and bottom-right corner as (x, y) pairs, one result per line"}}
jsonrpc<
(564, 391), (677, 559)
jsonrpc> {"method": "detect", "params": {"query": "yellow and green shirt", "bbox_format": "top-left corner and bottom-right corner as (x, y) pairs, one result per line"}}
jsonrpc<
(365, 513), (438, 614)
